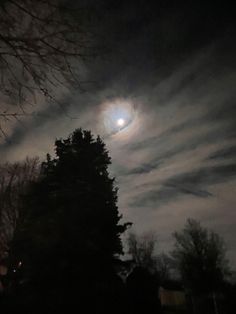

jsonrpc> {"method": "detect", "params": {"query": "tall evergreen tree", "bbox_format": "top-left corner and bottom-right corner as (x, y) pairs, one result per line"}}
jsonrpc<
(8, 129), (130, 313)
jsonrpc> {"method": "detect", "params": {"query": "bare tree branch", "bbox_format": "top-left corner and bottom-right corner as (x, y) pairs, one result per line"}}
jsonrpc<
(0, 157), (40, 261)
(0, 0), (97, 133)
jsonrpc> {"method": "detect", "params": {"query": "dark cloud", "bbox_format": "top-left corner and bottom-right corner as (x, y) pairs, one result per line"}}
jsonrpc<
(126, 162), (162, 175)
(125, 124), (236, 177)
(130, 184), (212, 208)
(168, 164), (236, 186)
(130, 163), (236, 208)
(208, 146), (236, 161)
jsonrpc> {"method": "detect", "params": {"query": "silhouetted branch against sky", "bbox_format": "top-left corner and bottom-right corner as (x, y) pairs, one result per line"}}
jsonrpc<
(0, 156), (39, 260)
(0, 0), (98, 135)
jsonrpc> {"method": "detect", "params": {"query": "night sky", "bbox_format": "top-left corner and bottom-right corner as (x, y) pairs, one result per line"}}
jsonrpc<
(1, 1), (236, 266)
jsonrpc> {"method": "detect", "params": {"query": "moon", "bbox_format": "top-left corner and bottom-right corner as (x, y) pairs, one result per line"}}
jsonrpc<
(101, 99), (139, 137)
(117, 118), (125, 127)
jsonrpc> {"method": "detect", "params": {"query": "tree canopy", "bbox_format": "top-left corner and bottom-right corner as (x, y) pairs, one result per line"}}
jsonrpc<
(127, 232), (171, 284)
(8, 128), (130, 313)
(127, 232), (158, 273)
(172, 218), (230, 295)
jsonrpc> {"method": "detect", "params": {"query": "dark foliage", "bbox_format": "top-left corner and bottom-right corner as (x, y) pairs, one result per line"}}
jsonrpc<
(126, 266), (161, 314)
(221, 282), (236, 314)
(6, 128), (130, 313)
(172, 219), (232, 314)
(172, 219), (230, 295)
(0, 158), (39, 262)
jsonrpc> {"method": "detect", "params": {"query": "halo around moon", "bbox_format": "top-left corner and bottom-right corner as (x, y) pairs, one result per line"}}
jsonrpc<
(101, 99), (138, 137)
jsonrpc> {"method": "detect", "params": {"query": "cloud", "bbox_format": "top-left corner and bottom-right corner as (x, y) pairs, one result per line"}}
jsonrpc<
(130, 163), (236, 208)
(208, 146), (236, 161)
(126, 162), (162, 175)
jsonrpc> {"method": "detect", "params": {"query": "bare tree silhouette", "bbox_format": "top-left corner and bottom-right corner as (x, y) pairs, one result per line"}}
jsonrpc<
(0, 0), (97, 136)
(0, 157), (39, 261)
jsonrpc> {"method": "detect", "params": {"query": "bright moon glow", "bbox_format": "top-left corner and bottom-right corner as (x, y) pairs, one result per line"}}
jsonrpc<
(101, 99), (139, 137)
(117, 118), (125, 127)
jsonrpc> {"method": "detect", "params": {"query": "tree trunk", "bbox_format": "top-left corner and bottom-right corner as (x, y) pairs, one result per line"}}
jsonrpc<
(212, 291), (219, 314)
